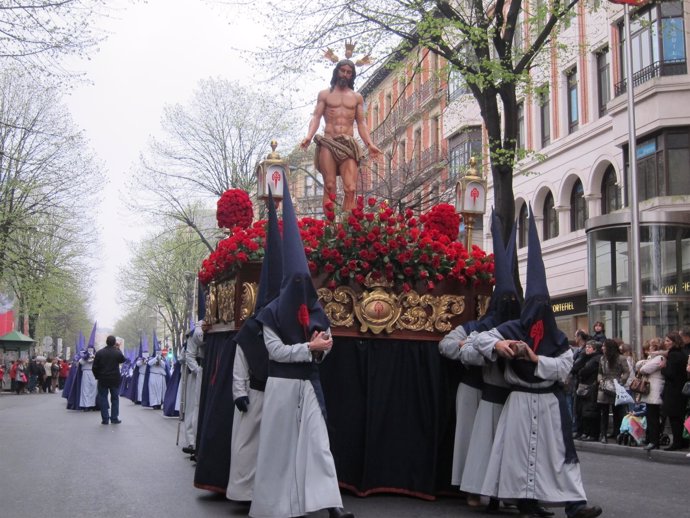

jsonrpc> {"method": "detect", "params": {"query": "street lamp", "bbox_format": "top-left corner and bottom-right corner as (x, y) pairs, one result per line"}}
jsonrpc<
(255, 140), (286, 204)
(455, 156), (488, 249)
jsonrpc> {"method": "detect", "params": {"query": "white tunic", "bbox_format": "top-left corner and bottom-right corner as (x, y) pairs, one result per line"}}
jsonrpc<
(136, 358), (147, 403)
(480, 328), (587, 504)
(438, 325), (481, 487)
(227, 346), (265, 501)
(147, 356), (167, 407)
(79, 357), (97, 408)
(459, 334), (508, 496)
(183, 326), (204, 448)
(249, 326), (342, 518)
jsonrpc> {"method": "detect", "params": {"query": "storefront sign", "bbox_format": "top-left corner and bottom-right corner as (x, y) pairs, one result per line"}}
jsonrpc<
(550, 293), (587, 316)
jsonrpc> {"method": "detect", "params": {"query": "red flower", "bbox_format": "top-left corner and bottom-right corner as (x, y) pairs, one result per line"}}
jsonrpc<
(217, 189), (253, 229)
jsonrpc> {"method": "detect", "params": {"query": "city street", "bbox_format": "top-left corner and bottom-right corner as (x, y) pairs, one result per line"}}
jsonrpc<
(1, 391), (687, 518)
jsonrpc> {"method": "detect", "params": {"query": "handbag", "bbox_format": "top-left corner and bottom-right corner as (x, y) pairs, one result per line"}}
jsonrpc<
(682, 381), (690, 397)
(630, 374), (650, 395)
(576, 383), (592, 397)
(601, 378), (617, 396)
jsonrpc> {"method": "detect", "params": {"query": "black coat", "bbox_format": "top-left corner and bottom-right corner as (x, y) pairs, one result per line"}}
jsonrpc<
(574, 351), (602, 418)
(93, 345), (126, 388)
(661, 348), (689, 417)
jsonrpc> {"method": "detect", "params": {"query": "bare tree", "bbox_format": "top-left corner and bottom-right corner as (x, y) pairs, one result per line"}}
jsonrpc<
(117, 222), (209, 354)
(0, 0), (109, 79)
(0, 67), (103, 282)
(237, 0), (588, 244)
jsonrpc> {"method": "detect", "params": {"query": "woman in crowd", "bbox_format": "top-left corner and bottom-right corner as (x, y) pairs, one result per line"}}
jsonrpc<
(15, 359), (27, 394)
(591, 321), (607, 343)
(597, 338), (630, 442)
(573, 340), (603, 441)
(635, 337), (665, 450)
(660, 331), (688, 451)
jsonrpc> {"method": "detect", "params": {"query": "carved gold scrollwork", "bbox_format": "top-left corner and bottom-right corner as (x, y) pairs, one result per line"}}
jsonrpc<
(217, 281), (235, 324)
(397, 291), (465, 333)
(317, 286), (357, 328)
(354, 287), (401, 334)
(477, 294), (491, 319)
(207, 283), (217, 326)
(240, 282), (258, 322)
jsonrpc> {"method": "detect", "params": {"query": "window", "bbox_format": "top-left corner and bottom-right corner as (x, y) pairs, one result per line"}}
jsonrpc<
(539, 90), (550, 147)
(413, 128), (422, 171)
(373, 104), (379, 128)
(448, 67), (469, 102)
(543, 191), (558, 239)
(385, 152), (393, 179)
(518, 203), (529, 248)
(399, 140), (407, 169)
(627, 128), (690, 201)
(566, 68), (578, 133)
(616, 0), (687, 95)
(386, 93), (392, 114)
(516, 102), (525, 150)
(596, 48), (611, 116)
(601, 165), (621, 214)
(372, 162), (380, 189)
(431, 116), (440, 158)
(448, 126), (482, 183)
(570, 179), (587, 231)
(305, 174), (313, 196)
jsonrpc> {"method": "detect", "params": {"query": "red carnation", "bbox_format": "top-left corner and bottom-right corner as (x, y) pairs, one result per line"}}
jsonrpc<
(217, 189), (253, 229)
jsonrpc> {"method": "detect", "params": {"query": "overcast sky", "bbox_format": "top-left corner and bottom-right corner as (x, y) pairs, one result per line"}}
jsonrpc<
(64, 0), (281, 328)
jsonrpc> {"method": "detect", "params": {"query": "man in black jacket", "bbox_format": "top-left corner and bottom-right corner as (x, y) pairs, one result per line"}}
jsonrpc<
(93, 335), (126, 425)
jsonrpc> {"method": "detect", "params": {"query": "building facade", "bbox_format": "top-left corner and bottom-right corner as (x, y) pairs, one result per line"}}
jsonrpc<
(442, 0), (690, 342)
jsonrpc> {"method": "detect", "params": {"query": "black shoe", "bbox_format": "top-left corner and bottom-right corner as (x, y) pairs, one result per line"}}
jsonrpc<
(182, 446), (195, 454)
(572, 433), (582, 440)
(101, 420), (109, 425)
(599, 436), (607, 444)
(579, 435), (592, 442)
(111, 419), (122, 424)
(152, 404), (161, 410)
(189, 454), (197, 462)
(534, 506), (555, 517)
(328, 507), (354, 518)
(644, 443), (657, 451)
(485, 498), (500, 514)
(570, 505), (602, 518)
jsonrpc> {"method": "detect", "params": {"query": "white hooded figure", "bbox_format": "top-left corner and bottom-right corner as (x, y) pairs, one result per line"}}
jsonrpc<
(136, 353), (149, 404)
(147, 354), (167, 408)
(182, 321), (205, 452)
(79, 347), (98, 409)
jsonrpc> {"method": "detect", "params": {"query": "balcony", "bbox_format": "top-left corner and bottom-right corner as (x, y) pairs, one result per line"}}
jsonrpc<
(614, 58), (687, 96)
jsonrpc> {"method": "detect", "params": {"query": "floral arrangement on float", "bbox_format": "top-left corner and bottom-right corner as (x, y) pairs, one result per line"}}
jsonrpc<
(199, 192), (494, 291)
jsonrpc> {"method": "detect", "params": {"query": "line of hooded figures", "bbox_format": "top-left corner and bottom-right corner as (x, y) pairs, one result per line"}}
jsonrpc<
(61, 325), (175, 414)
(64, 175), (605, 518)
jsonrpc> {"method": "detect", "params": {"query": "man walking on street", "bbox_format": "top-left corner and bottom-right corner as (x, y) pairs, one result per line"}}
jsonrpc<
(93, 335), (126, 425)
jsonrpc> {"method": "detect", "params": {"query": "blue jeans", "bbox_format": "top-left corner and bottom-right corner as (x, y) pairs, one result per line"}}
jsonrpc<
(97, 385), (120, 423)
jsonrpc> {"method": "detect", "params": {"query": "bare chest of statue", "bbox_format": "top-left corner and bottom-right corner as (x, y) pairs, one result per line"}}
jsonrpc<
(323, 89), (358, 137)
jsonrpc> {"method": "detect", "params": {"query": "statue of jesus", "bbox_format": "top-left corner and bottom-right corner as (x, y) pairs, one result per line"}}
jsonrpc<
(300, 59), (382, 213)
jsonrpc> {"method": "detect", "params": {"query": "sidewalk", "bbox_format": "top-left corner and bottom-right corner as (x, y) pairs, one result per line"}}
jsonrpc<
(576, 439), (690, 465)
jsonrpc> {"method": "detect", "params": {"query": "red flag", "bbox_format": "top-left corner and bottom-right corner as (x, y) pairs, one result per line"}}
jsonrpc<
(607, 0), (646, 6)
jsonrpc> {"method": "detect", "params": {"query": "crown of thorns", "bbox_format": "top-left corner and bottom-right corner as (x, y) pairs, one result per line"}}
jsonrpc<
(323, 40), (371, 66)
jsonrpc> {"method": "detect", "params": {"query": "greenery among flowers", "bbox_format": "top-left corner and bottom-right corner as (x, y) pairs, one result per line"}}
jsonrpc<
(199, 192), (494, 290)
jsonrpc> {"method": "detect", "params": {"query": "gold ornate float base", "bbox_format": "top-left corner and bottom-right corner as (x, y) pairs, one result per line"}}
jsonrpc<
(205, 263), (490, 341)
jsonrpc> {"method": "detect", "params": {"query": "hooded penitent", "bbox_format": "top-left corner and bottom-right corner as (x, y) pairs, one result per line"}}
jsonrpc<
(494, 205), (576, 463)
(496, 205), (569, 383)
(234, 192), (282, 387)
(462, 210), (520, 334)
(257, 175), (330, 343)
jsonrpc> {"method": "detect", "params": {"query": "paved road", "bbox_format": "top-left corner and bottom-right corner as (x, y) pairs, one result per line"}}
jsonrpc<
(1, 391), (687, 518)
